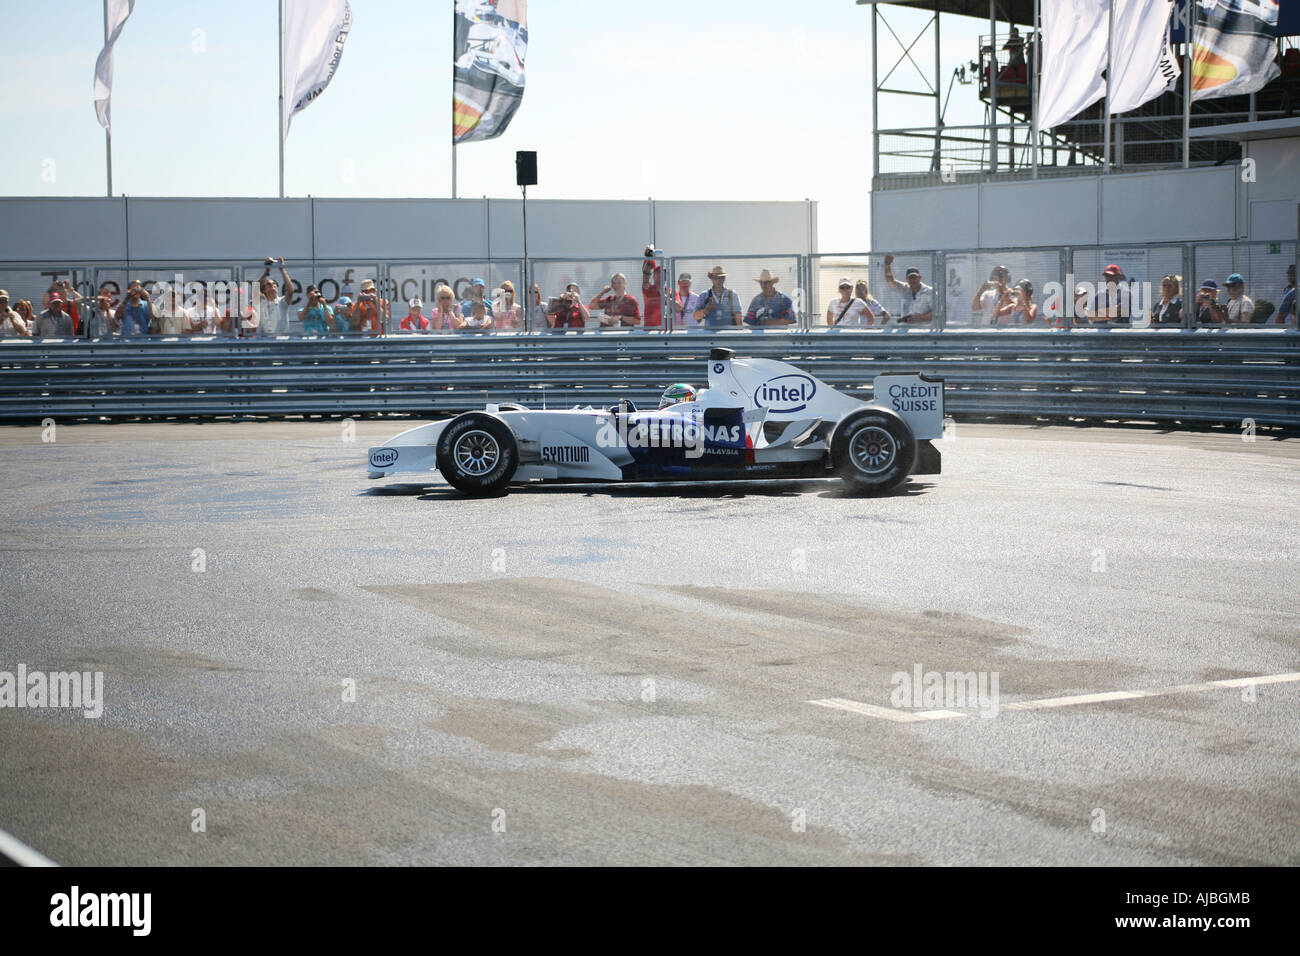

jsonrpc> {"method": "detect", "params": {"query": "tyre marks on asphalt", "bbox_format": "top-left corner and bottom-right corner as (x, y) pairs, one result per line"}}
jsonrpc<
(362, 577), (1150, 722)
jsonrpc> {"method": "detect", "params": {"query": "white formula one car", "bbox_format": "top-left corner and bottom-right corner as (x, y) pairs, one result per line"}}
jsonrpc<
(366, 348), (945, 496)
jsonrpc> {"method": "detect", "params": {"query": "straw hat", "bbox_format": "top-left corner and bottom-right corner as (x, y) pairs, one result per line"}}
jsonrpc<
(755, 269), (780, 285)
(707, 265), (727, 280)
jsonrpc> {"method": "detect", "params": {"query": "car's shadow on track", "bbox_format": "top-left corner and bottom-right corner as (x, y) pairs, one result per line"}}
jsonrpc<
(359, 479), (936, 501)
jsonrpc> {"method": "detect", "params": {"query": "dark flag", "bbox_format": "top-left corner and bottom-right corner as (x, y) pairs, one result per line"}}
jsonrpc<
(453, 0), (528, 143)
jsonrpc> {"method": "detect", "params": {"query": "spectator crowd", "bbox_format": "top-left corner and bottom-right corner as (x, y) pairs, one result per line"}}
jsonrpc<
(951, 260), (1296, 329)
(0, 252), (1294, 338)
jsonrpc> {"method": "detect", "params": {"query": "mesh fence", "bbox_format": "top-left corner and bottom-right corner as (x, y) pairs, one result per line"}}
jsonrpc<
(950, 250), (1062, 327)
(812, 255), (871, 325)
(2, 241), (1293, 339)
(386, 261), (523, 334)
(530, 257), (661, 333)
(0, 267), (99, 337)
(1194, 242), (1296, 325)
(814, 253), (939, 327)
(670, 255), (802, 331)
(1070, 246), (1187, 326)
(93, 267), (239, 337)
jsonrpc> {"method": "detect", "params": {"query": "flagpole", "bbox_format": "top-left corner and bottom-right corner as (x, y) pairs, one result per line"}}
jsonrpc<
(278, 0), (285, 198)
(1031, 0), (1040, 178)
(451, 4), (457, 199)
(1183, 0), (1192, 168)
(103, 0), (113, 196)
(1103, 0), (1113, 173)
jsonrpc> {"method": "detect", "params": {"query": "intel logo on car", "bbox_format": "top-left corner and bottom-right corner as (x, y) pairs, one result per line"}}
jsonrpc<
(754, 374), (816, 413)
(369, 447), (399, 468)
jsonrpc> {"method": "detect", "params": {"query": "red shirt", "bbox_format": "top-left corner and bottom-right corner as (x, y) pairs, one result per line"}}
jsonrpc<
(549, 305), (584, 329)
(594, 293), (641, 324)
(399, 313), (430, 331)
(642, 263), (662, 327)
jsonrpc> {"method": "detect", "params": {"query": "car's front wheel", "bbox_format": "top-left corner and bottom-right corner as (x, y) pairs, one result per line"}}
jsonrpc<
(436, 412), (519, 496)
(829, 408), (916, 494)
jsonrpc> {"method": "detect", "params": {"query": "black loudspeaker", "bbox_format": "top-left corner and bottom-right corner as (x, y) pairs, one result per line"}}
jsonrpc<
(515, 150), (537, 186)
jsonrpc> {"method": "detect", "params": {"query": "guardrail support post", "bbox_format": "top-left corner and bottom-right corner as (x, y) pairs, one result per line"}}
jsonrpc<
(1061, 246), (1072, 330)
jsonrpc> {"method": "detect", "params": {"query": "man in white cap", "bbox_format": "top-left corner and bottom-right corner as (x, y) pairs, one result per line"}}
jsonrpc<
(673, 274), (701, 329)
(693, 265), (742, 328)
(827, 277), (869, 326)
(744, 269), (794, 327)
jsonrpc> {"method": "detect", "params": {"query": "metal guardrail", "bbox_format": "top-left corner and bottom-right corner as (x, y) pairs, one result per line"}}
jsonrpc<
(1, 331), (1297, 427)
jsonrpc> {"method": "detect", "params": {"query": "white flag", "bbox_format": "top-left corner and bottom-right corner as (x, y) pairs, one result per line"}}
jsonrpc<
(282, 0), (352, 141)
(1038, 0), (1109, 130)
(93, 0), (136, 129)
(1109, 0), (1180, 115)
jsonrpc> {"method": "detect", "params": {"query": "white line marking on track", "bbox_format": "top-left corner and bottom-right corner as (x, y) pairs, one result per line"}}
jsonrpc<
(810, 671), (1300, 723)
(0, 827), (58, 867)
(808, 698), (920, 722)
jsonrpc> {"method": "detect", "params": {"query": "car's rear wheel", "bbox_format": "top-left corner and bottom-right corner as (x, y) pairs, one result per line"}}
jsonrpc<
(436, 412), (519, 496)
(829, 408), (916, 494)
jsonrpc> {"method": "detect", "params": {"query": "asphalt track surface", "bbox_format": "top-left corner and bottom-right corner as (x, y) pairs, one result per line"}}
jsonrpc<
(0, 419), (1297, 866)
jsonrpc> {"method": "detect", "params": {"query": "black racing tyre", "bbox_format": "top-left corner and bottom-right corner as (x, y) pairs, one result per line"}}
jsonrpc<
(829, 407), (916, 494)
(435, 412), (519, 496)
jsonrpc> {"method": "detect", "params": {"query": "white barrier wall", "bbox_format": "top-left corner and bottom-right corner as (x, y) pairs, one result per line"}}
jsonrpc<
(873, 165), (1242, 250)
(0, 198), (130, 261)
(312, 200), (489, 260)
(0, 196), (815, 264)
(129, 199), (315, 261)
(487, 200), (654, 258)
(1246, 138), (1300, 241)
(656, 202), (815, 257)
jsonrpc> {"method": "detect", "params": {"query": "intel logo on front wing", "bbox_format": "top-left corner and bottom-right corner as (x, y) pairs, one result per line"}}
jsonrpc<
(754, 374), (816, 413)
(369, 447), (399, 468)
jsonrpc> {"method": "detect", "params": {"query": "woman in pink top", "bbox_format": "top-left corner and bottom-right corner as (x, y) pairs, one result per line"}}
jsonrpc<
(494, 280), (523, 330)
(430, 285), (462, 332)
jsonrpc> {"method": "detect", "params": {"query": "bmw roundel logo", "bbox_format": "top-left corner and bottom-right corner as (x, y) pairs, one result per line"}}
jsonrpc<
(712, 362), (724, 374)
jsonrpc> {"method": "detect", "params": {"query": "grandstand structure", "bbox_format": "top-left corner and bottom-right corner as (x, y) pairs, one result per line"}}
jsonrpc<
(860, 0), (1300, 250)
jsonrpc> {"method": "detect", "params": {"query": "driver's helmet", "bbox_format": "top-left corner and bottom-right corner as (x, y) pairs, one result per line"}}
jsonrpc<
(659, 383), (697, 409)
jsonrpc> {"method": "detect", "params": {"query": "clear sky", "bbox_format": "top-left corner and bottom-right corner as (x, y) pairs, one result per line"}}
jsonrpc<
(0, 1), (989, 252)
